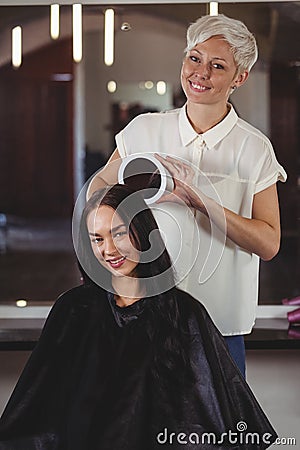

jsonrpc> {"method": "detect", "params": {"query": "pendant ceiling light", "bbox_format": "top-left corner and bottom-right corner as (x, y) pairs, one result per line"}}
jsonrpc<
(50, 4), (60, 40)
(12, 26), (22, 68)
(104, 8), (115, 66)
(209, 2), (219, 16)
(73, 3), (82, 63)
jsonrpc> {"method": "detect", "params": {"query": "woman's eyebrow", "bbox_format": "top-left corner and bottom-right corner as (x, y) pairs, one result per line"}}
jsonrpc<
(89, 223), (126, 236)
(111, 223), (126, 233)
(212, 57), (227, 62)
(88, 224), (126, 236)
(191, 49), (227, 62)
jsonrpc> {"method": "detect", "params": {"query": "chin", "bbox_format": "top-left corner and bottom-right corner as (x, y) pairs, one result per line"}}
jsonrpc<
(112, 267), (137, 278)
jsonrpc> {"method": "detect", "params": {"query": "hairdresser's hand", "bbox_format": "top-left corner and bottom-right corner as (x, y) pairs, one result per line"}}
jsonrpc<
(154, 154), (207, 212)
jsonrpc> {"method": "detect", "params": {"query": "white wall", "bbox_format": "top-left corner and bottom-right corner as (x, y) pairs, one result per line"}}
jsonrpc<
(73, 62), (86, 198)
(232, 63), (270, 136)
(247, 350), (300, 449)
(110, 82), (173, 114)
(84, 13), (186, 157)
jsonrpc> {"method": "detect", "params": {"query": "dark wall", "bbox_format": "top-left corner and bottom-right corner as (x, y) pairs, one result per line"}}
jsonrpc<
(271, 62), (299, 233)
(0, 39), (74, 218)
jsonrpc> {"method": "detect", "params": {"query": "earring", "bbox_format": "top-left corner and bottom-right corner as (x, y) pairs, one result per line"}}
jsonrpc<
(232, 85), (237, 91)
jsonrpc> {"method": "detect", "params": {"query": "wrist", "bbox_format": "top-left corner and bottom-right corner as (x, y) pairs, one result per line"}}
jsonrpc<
(189, 186), (209, 215)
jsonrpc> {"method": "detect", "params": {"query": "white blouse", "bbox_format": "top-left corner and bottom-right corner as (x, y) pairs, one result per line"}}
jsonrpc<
(116, 104), (287, 335)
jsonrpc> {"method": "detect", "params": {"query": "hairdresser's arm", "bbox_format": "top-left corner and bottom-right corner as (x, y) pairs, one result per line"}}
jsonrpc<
(87, 149), (121, 199)
(155, 154), (281, 261)
(198, 184), (280, 261)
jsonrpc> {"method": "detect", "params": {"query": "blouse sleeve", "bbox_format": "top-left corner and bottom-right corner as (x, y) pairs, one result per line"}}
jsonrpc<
(115, 113), (158, 158)
(254, 139), (287, 194)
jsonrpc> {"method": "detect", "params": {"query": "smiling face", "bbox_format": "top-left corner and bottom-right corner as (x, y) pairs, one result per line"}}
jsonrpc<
(87, 205), (140, 278)
(181, 36), (248, 109)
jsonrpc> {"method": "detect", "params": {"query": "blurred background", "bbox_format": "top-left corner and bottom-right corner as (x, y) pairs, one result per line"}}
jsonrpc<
(0, 1), (299, 306)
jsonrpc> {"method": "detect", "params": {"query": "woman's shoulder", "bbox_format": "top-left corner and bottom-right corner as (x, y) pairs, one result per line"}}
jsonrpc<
(40, 284), (109, 341)
(174, 288), (210, 318)
(173, 288), (222, 339)
(235, 116), (273, 148)
(174, 287), (203, 304)
(52, 284), (108, 316)
(123, 108), (181, 130)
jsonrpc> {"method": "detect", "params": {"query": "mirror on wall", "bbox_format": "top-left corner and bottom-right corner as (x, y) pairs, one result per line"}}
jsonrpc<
(0, 2), (299, 306)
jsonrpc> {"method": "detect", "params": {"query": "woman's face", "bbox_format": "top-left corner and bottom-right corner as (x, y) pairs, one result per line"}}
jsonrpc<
(87, 205), (140, 278)
(181, 35), (248, 107)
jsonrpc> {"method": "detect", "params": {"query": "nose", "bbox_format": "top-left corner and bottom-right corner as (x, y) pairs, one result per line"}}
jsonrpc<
(195, 63), (210, 80)
(104, 237), (117, 256)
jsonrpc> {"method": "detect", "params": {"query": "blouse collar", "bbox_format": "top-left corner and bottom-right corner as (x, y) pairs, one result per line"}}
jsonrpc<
(179, 103), (238, 150)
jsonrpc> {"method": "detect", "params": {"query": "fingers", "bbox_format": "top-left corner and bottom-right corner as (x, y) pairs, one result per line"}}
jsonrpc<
(154, 154), (194, 180)
(155, 153), (179, 176)
(155, 154), (195, 177)
(155, 191), (188, 206)
(155, 153), (191, 170)
(155, 193), (175, 204)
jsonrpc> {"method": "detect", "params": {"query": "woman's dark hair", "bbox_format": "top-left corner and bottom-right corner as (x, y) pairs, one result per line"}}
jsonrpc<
(78, 184), (190, 392)
(78, 184), (174, 294)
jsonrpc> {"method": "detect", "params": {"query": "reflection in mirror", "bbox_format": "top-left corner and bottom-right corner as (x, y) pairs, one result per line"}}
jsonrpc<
(0, 2), (299, 307)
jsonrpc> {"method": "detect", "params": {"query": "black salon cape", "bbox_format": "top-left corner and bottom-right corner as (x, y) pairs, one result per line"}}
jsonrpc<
(0, 285), (277, 449)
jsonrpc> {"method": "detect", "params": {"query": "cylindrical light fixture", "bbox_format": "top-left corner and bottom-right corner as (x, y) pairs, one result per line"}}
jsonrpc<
(156, 81), (166, 95)
(12, 26), (22, 68)
(73, 3), (82, 63)
(50, 4), (60, 40)
(209, 2), (219, 16)
(104, 8), (114, 66)
(107, 80), (117, 93)
(16, 299), (27, 308)
(144, 81), (153, 90)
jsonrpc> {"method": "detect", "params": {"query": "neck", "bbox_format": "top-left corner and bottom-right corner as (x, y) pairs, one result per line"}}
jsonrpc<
(112, 275), (145, 307)
(186, 102), (230, 134)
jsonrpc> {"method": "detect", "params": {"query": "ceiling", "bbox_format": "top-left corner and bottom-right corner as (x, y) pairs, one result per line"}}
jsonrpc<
(0, 2), (299, 65)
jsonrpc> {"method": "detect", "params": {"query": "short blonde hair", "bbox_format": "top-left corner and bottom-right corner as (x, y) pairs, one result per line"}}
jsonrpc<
(186, 14), (258, 72)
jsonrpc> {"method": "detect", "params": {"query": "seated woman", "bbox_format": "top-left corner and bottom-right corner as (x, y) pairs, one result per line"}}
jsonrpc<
(0, 184), (277, 449)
